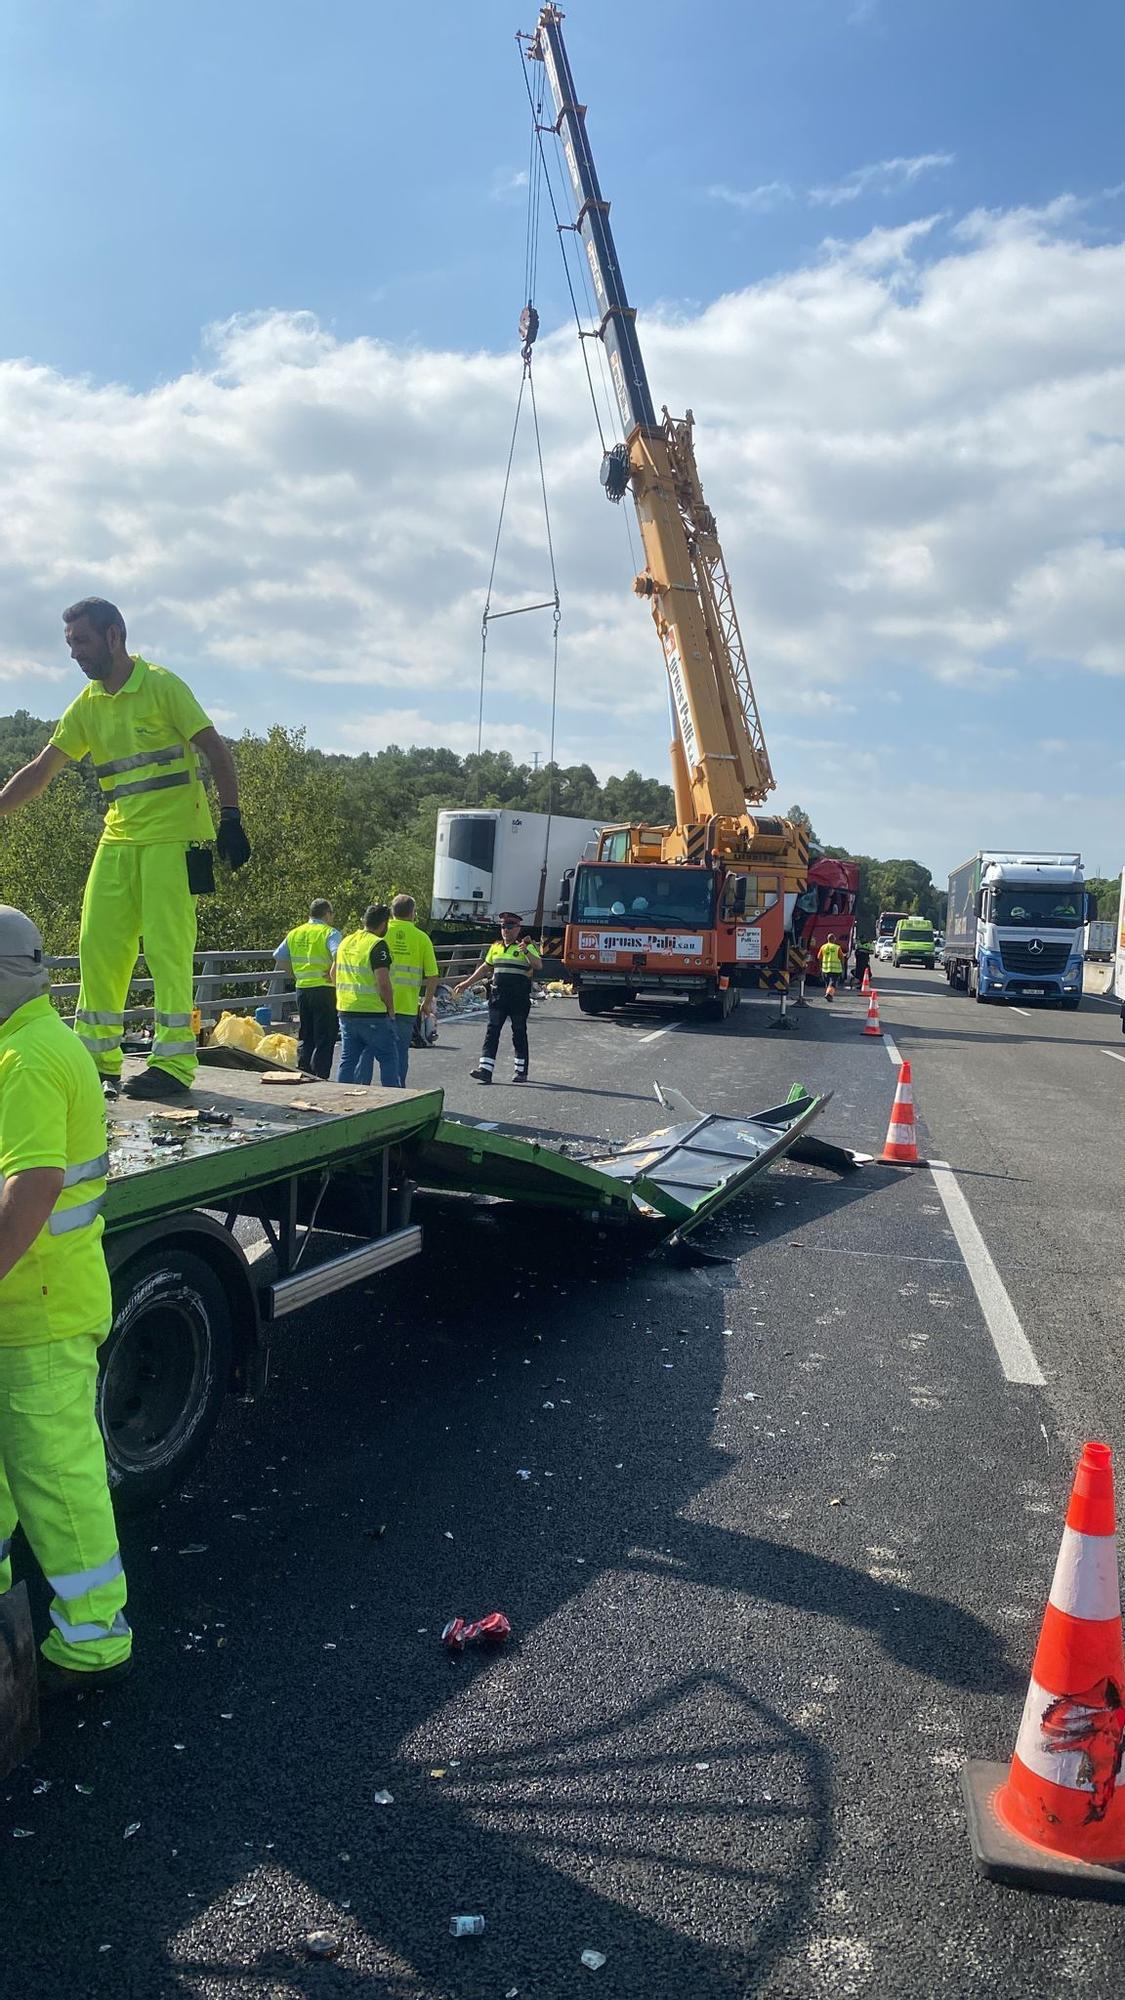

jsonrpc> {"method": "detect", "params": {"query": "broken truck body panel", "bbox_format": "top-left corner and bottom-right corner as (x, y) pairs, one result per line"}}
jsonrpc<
(406, 1117), (636, 1220)
(577, 1091), (829, 1237)
(408, 1090), (832, 1238)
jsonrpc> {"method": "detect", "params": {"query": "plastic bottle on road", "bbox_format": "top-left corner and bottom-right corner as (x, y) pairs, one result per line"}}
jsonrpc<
(450, 1915), (486, 1937)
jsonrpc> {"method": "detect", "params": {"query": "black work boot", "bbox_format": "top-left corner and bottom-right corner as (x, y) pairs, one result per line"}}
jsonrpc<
(469, 1066), (492, 1084)
(122, 1067), (192, 1102)
(39, 1656), (133, 1699)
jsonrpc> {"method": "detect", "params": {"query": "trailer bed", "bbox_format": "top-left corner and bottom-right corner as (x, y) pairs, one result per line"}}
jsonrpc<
(104, 1061), (444, 1232)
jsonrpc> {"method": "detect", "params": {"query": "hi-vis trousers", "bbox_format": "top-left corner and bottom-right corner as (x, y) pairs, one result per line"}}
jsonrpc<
(0, 1334), (131, 1672)
(75, 840), (198, 1087)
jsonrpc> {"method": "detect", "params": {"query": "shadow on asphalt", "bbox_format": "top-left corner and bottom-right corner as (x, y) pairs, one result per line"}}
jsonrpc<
(9, 1200), (1013, 1998)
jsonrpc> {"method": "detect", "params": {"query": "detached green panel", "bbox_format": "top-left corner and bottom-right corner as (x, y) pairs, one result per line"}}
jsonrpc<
(409, 1117), (635, 1217)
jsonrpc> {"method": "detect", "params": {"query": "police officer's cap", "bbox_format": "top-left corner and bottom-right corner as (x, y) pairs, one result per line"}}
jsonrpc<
(0, 906), (45, 961)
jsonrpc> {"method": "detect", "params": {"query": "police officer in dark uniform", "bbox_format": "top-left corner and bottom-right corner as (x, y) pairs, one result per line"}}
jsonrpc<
(453, 914), (542, 1084)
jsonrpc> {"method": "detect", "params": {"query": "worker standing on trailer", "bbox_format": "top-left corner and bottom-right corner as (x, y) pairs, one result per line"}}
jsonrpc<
(454, 913), (542, 1084)
(277, 898), (341, 1079)
(384, 894), (439, 1087)
(0, 905), (132, 1695)
(818, 933), (844, 1001)
(0, 600), (250, 1102)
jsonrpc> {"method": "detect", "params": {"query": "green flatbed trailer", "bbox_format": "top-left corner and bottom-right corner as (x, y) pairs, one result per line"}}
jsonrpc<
(98, 1061), (445, 1512)
(94, 1058), (838, 1516)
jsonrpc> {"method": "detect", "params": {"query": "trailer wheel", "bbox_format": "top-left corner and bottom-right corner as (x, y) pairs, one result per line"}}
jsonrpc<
(578, 990), (609, 1016)
(97, 1247), (233, 1516)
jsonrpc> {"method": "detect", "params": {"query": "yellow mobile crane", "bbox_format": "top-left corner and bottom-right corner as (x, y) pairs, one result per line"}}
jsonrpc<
(526, 6), (808, 1021)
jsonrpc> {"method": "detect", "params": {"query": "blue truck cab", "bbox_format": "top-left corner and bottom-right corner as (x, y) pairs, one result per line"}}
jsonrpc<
(943, 851), (1088, 1008)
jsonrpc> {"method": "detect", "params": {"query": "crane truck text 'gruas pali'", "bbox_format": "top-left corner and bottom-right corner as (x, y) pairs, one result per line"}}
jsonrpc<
(524, 6), (808, 1022)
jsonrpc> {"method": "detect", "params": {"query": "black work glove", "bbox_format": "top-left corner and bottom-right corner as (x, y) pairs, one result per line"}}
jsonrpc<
(216, 806), (252, 871)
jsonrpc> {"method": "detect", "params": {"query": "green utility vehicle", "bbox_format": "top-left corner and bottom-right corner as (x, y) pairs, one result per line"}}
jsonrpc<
(892, 917), (936, 969)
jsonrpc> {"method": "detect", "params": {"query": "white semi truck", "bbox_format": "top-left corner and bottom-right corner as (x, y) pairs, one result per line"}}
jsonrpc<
(432, 808), (601, 929)
(943, 851), (1088, 1007)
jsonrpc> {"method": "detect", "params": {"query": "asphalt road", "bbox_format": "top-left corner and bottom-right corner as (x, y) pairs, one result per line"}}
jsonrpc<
(5, 971), (1125, 1997)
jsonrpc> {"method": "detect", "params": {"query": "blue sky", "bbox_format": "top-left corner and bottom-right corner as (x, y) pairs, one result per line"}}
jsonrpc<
(1, 0), (1123, 875)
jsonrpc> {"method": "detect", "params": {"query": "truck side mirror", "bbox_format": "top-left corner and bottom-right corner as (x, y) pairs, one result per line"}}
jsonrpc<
(973, 891), (984, 919)
(1084, 891), (1095, 925)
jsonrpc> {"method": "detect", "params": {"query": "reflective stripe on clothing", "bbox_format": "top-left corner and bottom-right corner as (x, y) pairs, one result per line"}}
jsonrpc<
(77, 839), (198, 1091)
(0, 1331), (131, 1671)
(336, 930), (390, 1014)
(93, 742), (185, 777)
(285, 922), (335, 990)
(385, 921), (438, 1016)
(50, 657), (215, 844)
(50, 1607), (131, 1647)
(0, 997), (112, 1345)
(104, 769), (191, 802)
(48, 1549), (124, 1600)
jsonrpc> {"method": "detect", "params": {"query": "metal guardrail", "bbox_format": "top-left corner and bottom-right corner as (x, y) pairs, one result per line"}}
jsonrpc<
(46, 943), (498, 1029)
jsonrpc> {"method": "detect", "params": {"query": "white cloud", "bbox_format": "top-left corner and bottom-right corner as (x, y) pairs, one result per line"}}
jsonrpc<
(490, 167), (530, 202)
(707, 180), (795, 215)
(810, 152), (955, 207)
(1, 197), (1124, 874)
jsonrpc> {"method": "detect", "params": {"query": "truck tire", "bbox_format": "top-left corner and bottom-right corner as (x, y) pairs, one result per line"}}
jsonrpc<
(578, 990), (608, 1015)
(96, 1246), (233, 1516)
(1061, 996), (1080, 1012)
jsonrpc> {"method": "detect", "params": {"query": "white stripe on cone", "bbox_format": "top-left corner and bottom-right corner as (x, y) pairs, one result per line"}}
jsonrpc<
(1048, 1525), (1122, 1623)
(886, 1121), (915, 1147)
(1011, 1673), (1105, 1793)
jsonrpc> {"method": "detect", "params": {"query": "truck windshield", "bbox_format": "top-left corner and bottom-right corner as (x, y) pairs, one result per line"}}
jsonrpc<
(992, 889), (1082, 928)
(572, 865), (715, 928)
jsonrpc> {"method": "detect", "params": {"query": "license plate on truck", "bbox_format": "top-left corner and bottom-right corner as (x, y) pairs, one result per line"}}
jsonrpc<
(1021, 986), (1044, 996)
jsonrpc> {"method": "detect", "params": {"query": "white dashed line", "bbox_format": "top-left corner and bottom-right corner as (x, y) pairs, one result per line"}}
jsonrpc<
(1009, 1007), (1031, 1018)
(882, 1034), (902, 1067)
(639, 1022), (679, 1045)
(928, 1161), (1046, 1386)
(1100, 1049), (1125, 1066)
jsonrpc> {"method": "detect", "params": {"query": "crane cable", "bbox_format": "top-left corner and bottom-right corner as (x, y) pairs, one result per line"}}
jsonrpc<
(477, 40), (562, 855)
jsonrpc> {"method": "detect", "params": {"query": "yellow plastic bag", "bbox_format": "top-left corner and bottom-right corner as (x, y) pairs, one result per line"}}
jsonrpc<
(210, 1012), (264, 1052)
(256, 1032), (299, 1069)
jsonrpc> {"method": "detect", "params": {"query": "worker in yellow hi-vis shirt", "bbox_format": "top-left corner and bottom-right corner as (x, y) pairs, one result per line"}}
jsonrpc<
(0, 599), (250, 1103)
(0, 905), (131, 1696)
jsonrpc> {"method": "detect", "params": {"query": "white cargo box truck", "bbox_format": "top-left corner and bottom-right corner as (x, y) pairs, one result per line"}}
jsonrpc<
(433, 809), (602, 929)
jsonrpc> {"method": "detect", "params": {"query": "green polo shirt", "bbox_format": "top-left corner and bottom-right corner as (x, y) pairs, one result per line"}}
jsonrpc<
(51, 656), (216, 844)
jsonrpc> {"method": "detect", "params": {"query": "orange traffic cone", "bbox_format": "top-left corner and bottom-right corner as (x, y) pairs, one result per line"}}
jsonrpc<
(861, 966), (871, 995)
(862, 988), (882, 1037)
(878, 1060), (921, 1163)
(963, 1441), (1125, 1898)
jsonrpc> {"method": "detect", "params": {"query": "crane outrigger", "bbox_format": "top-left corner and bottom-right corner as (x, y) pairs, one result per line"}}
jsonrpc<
(525, 5), (808, 1021)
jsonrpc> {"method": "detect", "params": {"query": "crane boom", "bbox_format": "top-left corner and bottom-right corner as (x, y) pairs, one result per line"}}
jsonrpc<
(528, 4), (776, 823)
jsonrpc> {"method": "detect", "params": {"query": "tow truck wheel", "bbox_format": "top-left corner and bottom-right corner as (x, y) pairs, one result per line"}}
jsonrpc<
(97, 1246), (233, 1516)
(578, 990), (607, 1015)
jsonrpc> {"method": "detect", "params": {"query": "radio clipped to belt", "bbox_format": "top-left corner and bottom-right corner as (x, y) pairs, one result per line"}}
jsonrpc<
(186, 844), (216, 896)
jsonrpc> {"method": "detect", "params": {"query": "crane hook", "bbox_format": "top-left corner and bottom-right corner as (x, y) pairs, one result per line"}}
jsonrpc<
(519, 301), (540, 362)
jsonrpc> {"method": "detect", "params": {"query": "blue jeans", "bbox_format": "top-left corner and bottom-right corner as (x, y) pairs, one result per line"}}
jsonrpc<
(337, 1013), (399, 1086)
(393, 1014), (416, 1088)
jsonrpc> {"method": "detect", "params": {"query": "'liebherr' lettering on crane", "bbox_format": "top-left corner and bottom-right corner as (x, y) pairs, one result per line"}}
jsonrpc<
(563, 137), (584, 209)
(662, 630), (699, 770)
(607, 347), (632, 431)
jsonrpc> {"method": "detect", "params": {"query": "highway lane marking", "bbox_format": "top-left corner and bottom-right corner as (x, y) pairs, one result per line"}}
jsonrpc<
(1099, 1049), (1125, 1066)
(638, 1022), (679, 1044)
(1009, 1006), (1031, 1017)
(883, 1034), (903, 1067)
(928, 1161), (1046, 1387)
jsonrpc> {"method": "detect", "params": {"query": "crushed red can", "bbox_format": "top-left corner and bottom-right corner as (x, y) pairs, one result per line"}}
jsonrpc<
(441, 1612), (512, 1653)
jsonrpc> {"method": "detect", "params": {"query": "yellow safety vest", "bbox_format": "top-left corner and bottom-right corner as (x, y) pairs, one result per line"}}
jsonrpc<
(486, 941), (538, 987)
(385, 920), (438, 1017)
(286, 922), (334, 990)
(334, 931), (389, 1015)
(819, 942), (843, 974)
(0, 996), (111, 1347)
